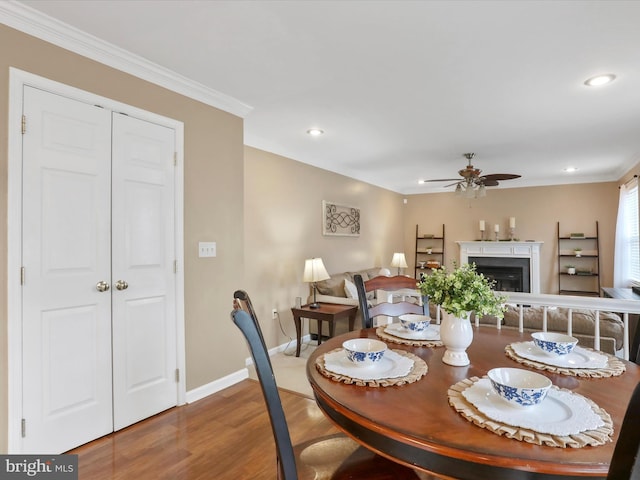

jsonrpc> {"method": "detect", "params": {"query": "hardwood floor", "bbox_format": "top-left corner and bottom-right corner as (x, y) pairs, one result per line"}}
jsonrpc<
(68, 380), (339, 479)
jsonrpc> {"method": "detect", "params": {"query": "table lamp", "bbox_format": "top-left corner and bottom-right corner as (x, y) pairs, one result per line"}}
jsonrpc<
(390, 252), (408, 275)
(303, 257), (330, 309)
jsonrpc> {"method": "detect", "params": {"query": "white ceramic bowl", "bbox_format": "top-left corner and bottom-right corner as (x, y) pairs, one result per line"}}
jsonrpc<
(342, 339), (387, 367)
(399, 314), (431, 332)
(487, 367), (552, 407)
(531, 332), (578, 356)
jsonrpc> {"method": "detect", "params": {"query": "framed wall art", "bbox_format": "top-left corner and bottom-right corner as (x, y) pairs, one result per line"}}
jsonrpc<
(322, 201), (360, 236)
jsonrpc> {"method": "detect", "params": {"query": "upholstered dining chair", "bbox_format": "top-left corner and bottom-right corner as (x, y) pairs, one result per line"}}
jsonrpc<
(231, 290), (423, 480)
(353, 274), (428, 329)
(607, 381), (640, 479)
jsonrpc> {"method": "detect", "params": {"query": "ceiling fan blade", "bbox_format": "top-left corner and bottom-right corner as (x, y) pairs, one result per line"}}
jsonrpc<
(480, 179), (500, 187)
(481, 173), (521, 181)
(423, 178), (461, 182)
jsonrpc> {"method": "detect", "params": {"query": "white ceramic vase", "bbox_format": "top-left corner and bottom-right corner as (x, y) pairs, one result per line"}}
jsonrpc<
(440, 311), (473, 366)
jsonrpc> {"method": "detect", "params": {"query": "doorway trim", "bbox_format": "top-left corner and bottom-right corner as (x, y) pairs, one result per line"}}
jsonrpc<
(7, 68), (186, 453)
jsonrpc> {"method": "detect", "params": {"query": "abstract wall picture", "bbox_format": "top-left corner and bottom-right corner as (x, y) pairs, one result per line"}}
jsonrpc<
(322, 201), (360, 236)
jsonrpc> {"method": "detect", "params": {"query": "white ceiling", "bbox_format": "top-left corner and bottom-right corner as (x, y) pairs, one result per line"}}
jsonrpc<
(12, 0), (640, 194)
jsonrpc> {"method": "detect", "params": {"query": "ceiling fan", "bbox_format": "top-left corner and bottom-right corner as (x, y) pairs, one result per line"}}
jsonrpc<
(424, 153), (521, 197)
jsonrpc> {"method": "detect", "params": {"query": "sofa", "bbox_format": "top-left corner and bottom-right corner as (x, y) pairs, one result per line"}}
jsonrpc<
(307, 267), (386, 337)
(476, 305), (624, 355)
(307, 269), (625, 355)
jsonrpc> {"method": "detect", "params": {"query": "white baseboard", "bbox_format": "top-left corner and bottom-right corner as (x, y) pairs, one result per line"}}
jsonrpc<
(186, 334), (311, 403)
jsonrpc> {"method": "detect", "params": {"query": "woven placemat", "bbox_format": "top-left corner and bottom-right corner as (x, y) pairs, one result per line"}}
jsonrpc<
(315, 348), (428, 387)
(376, 326), (443, 348)
(505, 343), (626, 378)
(448, 377), (613, 448)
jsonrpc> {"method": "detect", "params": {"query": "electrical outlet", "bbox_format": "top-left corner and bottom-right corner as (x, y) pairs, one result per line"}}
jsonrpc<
(271, 308), (278, 319)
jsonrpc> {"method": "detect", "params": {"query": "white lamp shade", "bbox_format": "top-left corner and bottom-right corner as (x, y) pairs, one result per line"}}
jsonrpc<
(390, 252), (408, 269)
(303, 258), (330, 283)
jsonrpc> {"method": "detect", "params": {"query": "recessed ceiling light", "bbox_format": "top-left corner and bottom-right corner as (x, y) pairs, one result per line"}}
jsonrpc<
(563, 167), (578, 173)
(307, 128), (324, 136)
(418, 179), (425, 184)
(584, 74), (616, 87)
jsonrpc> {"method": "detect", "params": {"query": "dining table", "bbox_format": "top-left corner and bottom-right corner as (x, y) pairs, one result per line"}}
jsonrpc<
(306, 325), (640, 479)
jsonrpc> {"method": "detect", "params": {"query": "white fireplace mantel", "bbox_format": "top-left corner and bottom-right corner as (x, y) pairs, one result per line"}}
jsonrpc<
(456, 241), (544, 294)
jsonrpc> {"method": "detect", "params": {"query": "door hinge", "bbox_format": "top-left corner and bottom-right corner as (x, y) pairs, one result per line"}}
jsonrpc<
(175, 369), (180, 383)
(21, 115), (26, 134)
(20, 267), (25, 285)
(173, 152), (177, 166)
(174, 260), (178, 274)
(21, 418), (26, 438)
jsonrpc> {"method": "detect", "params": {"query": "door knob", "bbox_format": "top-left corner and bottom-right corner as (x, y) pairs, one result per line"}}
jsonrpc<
(115, 280), (129, 291)
(96, 281), (110, 292)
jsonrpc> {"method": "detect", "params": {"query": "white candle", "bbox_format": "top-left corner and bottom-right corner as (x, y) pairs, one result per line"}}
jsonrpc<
(479, 220), (485, 231)
(509, 217), (516, 228)
(494, 224), (500, 233)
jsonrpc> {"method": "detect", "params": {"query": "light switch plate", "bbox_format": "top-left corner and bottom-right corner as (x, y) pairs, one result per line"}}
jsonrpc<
(198, 242), (216, 258)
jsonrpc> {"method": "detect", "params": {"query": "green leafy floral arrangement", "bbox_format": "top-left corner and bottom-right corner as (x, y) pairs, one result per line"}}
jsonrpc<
(418, 263), (507, 319)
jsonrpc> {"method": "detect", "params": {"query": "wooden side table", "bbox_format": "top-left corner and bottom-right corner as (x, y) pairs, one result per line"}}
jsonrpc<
(291, 303), (358, 357)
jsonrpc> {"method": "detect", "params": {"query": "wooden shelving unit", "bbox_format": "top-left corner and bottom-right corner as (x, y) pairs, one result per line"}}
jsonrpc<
(414, 224), (445, 279)
(557, 221), (600, 296)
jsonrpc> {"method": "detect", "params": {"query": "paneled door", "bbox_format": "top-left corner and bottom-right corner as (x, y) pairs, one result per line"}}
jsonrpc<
(20, 86), (178, 453)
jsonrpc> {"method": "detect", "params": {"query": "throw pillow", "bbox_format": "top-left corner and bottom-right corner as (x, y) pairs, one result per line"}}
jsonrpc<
(344, 279), (358, 299)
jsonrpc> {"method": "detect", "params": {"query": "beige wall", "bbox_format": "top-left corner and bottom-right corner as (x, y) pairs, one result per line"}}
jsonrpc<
(0, 25), (245, 451)
(244, 147), (405, 346)
(403, 182), (619, 293)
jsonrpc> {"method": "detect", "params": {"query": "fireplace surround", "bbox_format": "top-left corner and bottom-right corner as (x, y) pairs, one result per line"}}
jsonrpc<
(457, 241), (543, 294)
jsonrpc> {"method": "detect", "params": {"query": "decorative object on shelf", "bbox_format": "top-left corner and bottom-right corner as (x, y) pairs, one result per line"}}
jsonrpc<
(425, 246), (433, 254)
(509, 217), (516, 241)
(574, 248), (582, 257)
(302, 257), (330, 308)
(566, 265), (576, 275)
(479, 219), (486, 240)
(494, 223), (500, 241)
(417, 263), (506, 366)
(418, 261), (426, 268)
(422, 234), (434, 238)
(415, 224), (445, 279)
(390, 252), (408, 275)
(570, 232), (585, 239)
(322, 200), (360, 236)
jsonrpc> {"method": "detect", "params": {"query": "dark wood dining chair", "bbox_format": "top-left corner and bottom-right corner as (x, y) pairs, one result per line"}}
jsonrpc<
(354, 274), (428, 329)
(231, 290), (423, 480)
(607, 381), (640, 479)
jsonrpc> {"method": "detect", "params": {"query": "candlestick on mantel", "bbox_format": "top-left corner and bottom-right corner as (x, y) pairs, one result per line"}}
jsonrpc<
(494, 224), (500, 241)
(479, 220), (486, 240)
(509, 217), (516, 228)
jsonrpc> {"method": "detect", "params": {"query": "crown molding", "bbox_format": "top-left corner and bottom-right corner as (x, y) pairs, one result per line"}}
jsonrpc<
(0, 1), (253, 118)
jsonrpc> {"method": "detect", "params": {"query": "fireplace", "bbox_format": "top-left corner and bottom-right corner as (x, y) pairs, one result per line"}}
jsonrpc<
(468, 256), (530, 292)
(457, 241), (543, 293)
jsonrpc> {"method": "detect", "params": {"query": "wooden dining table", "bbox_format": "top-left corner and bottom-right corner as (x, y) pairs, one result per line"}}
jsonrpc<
(306, 326), (640, 479)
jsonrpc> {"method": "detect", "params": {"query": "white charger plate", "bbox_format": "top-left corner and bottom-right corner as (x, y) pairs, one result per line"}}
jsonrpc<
(462, 378), (604, 436)
(323, 348), (414, 380)
(511, 341), (608, 369)
(384, 323), (441, 341)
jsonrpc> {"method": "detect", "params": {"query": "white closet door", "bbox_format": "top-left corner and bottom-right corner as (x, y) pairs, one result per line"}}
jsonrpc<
(111, 113), (178, 430)
(21, 86), (114, 453)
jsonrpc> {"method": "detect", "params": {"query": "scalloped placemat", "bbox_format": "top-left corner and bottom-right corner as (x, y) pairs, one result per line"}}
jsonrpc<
(448, 377), (613, 448)
(505, 343), (626, 378)
(376, 326), (443, 347)
(315, 348), (427, 387)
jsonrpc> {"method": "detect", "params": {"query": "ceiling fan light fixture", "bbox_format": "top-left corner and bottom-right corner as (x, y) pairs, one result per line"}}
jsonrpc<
(455, 183), (463, 196)
(584, 74), (616, 87)
(478, 184), (487, 197)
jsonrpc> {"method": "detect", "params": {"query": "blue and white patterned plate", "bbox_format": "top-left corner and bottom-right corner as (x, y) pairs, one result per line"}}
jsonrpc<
(511, 341), (608, 369)
(462, 378), (604, 436)
(323, 349), (414, 380)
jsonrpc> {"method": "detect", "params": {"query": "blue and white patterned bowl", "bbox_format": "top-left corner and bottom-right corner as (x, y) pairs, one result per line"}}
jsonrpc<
(532, 332), (578, 356)
(342, 339), (387, 367)
(399, 314), (431, 332)
(487, 367), (552, 407)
